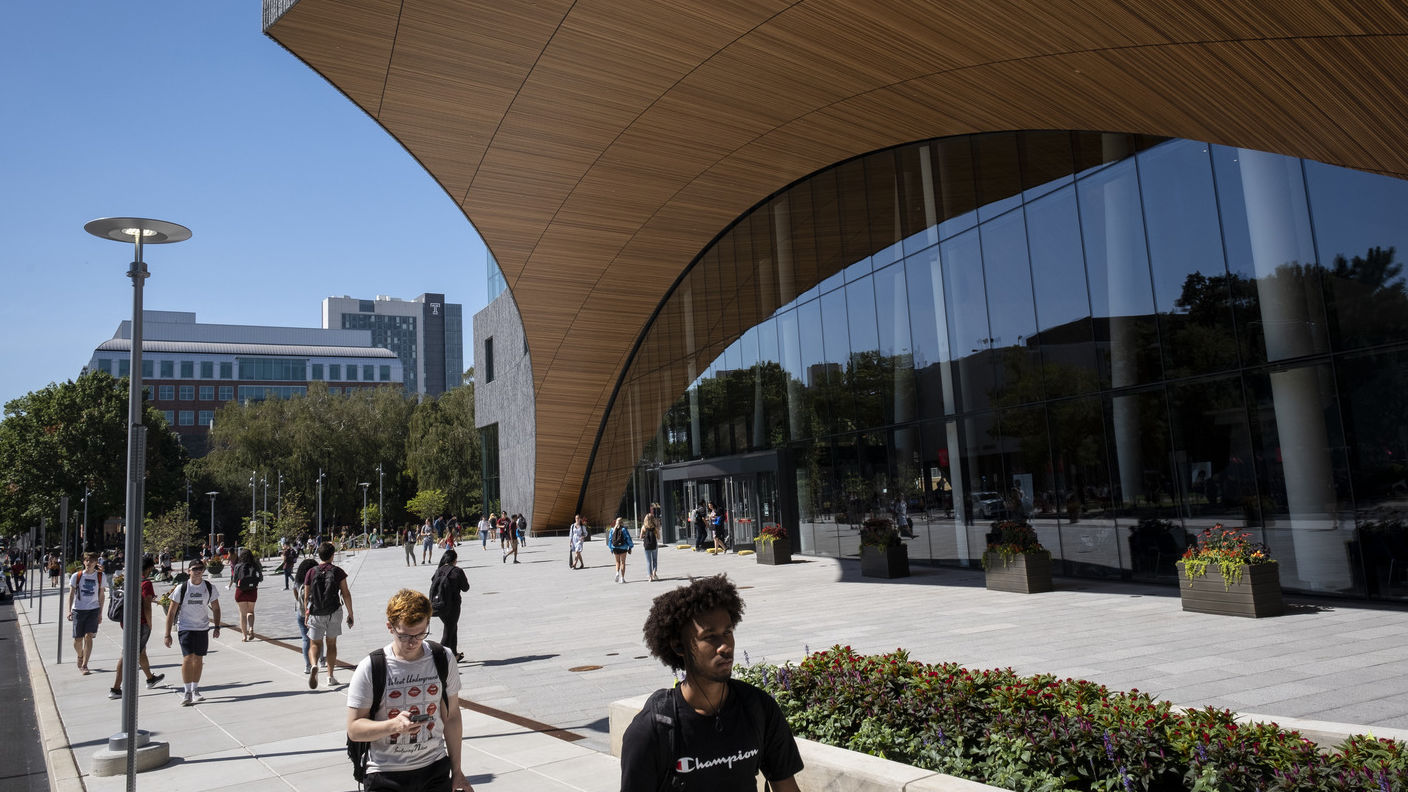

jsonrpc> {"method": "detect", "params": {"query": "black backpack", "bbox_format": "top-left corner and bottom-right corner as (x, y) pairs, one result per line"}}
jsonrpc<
(236, 562), (262, 591)
(428, 567), (448, 616)
(347, 641), (451, 786)
(106, 579), (124, 624)
(308, 565), (341, 615)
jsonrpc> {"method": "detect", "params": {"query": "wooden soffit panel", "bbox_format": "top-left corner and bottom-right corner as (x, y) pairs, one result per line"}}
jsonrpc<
(266, 0), (1408, 532)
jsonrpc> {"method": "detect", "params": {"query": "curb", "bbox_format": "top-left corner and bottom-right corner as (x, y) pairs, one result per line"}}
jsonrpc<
(15, 598), (87, 792)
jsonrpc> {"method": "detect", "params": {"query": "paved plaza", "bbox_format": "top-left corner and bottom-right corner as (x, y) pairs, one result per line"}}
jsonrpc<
(14, 534), (1408, 791)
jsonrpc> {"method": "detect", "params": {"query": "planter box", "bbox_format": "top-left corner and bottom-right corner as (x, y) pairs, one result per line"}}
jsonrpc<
(1177, 562), (1284, 618)
(860, 544), (909, 578)
(755, 538), (792, 565)
(984, 551), (1053, 594)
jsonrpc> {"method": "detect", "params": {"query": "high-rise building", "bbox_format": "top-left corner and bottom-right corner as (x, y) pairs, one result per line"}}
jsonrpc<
(322, 293), (463, 396)
(86, 311), (401, 456)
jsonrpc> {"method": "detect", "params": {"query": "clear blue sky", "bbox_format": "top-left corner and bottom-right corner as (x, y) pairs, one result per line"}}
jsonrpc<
(0, 2), (489, 411)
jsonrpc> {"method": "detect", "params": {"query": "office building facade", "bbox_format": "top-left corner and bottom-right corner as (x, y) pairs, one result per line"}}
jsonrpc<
(87, 311), (401, 455)
(322, 293), (464, 396)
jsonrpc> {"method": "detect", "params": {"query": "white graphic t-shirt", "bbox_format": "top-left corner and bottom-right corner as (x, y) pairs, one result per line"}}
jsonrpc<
(172, 580), (220, 631)
(69, 570), (104, 611)
(347, 643), (461, 774)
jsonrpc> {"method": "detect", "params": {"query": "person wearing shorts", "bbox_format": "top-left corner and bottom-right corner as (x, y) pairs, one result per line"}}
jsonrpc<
(68, 552), (105, 674)
(110, 556), (166, 698)
(164, 561), (221, 706)
(304, 541), (354, 689)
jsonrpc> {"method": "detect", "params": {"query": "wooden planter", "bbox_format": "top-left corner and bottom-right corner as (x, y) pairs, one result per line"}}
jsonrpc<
(860, 544), (909, 578)
(755, 538), (792, 565)
(1177, 562), (1284, 618)
(984, 551), (1053, 594)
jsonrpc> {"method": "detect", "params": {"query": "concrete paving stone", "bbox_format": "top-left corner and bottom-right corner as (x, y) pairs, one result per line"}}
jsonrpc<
(1224, 681), (1330, 709)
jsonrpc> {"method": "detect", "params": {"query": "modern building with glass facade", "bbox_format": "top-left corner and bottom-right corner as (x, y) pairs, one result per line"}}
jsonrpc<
(591, 131), (1408, 600)
(266, 0), (1408, 599)
(86, 310), (402, 455)
(322, 293), (464, 396)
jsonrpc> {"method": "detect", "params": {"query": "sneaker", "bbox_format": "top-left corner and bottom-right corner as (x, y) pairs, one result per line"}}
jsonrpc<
(327, 676), (339, 687)
(146, 673), (165, 688)
(108, 687), (122, 700)
(308, 666), (319, 689)
(181, 692), (194, 707)
(304, 665), (313, 675)
(192, 691), (206, 703)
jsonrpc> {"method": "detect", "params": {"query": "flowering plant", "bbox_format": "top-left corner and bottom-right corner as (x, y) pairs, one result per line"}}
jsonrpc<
(859, 517), (902, 549)
(983, 520), (1047, 569)
(755, 524), (788, 544)
(1180, 523), (1273, 586)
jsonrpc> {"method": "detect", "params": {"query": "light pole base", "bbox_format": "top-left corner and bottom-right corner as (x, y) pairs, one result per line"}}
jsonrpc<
(91, 732), (169, 776)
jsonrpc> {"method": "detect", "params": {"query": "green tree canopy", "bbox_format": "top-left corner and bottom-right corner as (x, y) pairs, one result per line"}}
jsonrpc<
(406, 489), (448, 522)
(405, 369), (481, 517)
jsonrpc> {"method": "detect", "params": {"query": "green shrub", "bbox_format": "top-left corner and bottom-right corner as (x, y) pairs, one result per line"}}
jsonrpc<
(736, 646), (1407, 792)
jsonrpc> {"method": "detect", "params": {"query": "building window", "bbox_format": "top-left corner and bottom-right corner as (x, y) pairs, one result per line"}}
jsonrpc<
(201, 361), (214, 379)
(119, 360), (130, 377)
(311, 363), (324, 380)
(363, 364), (374, 381)
(160, 360), (174, 378)
(380, 365), (391, 381)
(158, 385), (174, 400)
(180, 361), (194, 378)
(162, 410), (175, 425)
(481, 423), (500, 512)
(346, 365), (358, 381)
(179, 385), (194, 400)
(484, 337), (495, 383)
(143, 360), (154, 378)
(198, 410), (213, 426)
(220, 362), (233, 379)
(218, 385), (234, 401)
(329, 364), (341, 380)
(329, 386), (341, 394)
(237, 357), (307, 381)
(199, 385), (214, 400)
(98, 359), (112, 374)
(179, 410), (194, 426)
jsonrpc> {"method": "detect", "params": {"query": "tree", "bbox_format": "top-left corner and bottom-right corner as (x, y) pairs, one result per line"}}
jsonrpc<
(0, 370), (187, 547)
(405, 370), (481, 517)
(406, 489), (448, 522)
(143, 506), (200, 559)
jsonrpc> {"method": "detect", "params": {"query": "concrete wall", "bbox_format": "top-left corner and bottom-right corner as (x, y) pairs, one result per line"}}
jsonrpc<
(473, 289), (536, 530)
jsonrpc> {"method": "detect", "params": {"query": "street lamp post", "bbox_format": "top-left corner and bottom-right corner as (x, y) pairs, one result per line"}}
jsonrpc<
(249, 471), (257, 542)
(84, 217), (189, 783)
(205, 492), (218, 561)
(276, 471), (283, 525)
(316, 468), (325, 541)
(375, 463), (384, 534)
(261, 474), (268, 529)
(359, 482), (370, 540)
(81, 487), (91, 556)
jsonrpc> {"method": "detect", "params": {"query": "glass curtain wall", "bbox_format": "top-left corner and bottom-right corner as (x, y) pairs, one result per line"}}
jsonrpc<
(589, 131), (1408, 600)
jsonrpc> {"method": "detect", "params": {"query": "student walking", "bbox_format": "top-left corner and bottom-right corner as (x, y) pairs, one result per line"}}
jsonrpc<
(404, 525), (416, 567)
(346, 589), (472, 792)
(619, 575), (803, 791)
(639, 513), (661, 582)
(429, 549), (469, 662)
(282, 542), (300, 589)
(67, 552), (105, 675)
(501, 514), (519, 564)
(568, 515), (588, 569)
(420, 520), (435, 565)
(163, 560), (222, 706)
(606, 517), (634, 583)
(109, 556), (165, 698)
(292, 558), (319, 674)
(229, 548), (264, 642)
(304, 541), (354, 689)
(692, 500), (708, 552)
(479, 513), (492, 551)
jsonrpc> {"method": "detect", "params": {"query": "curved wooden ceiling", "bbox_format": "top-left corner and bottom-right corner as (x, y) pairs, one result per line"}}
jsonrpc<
(265, 0), (1408, 531)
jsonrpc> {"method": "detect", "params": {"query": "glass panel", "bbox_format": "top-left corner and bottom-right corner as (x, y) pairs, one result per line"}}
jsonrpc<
(777, 309), (807, 442)
(999, 405), (1056, 548)
(974, 132), (1023, 221)
(1338, 348), (1408, 600)
(1026, 185), (1100, 398)
(958, 412), (1003, 560)
(797, 299), (826, 434)
(1019, 131), (1075, 202)
(941, 228), (993, 412)
(1165, 375), (1254, 531)
(160, 360), (174, 378)
(1138, 140), (1240, 377)
(836, 158), (873, 275)
(866, 150), (903, 267)
(1244, 362), (1357, 595)
(934, 137), (978, 239)
(898, 142), (938, 257)
(820, 288), (853, 434)
(874, 261), (916, 425)
(1046, 395), (1114, 555)
(1211, 145), (1326, 366)
(810, 170), (845, 292)
(981, 209), (1040, 404)
(1305, 159), (1408, 351)
(1079, 159), (1162, 388)
(846, 278), (885, 431)
(1105, 389), (1174, 525)
(906, 246), (952, 418)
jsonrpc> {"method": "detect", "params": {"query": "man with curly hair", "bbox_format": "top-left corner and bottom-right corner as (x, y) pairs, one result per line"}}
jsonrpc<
(347, 588), (471, 792)
(620, 574), (802, 791)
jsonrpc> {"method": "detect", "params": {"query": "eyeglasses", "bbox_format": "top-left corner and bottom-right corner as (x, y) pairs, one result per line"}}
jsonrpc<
(391, 630), (430, 643)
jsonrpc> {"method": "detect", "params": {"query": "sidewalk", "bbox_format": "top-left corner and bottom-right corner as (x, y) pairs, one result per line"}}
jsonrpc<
(17, 536), (1408, 791)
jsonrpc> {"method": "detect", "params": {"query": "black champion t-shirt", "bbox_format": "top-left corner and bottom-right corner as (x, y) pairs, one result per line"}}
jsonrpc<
(620, 680), (804, 792)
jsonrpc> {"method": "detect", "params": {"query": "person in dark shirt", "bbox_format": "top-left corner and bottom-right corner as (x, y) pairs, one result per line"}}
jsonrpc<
(619, 575), (802, 791)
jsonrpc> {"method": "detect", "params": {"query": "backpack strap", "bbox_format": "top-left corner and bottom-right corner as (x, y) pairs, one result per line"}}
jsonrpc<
(425, 641), (450, 706)
(645, 687), (680, 792)
(367, 648), (388, 719)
